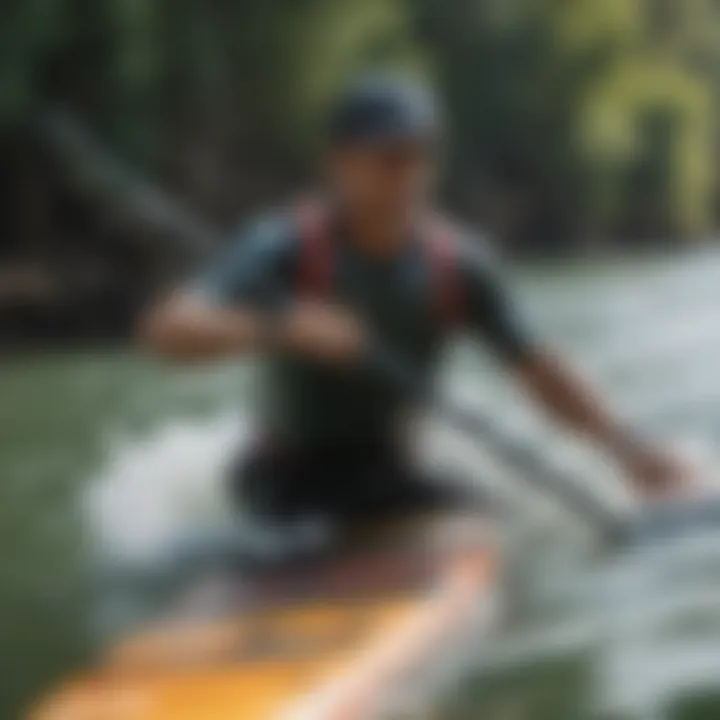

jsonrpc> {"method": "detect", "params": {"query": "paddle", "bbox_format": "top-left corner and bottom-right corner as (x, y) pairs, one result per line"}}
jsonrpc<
(367, 346), (630, 541)
(41, 110), (717, 548)
(372, 346), (720, 546)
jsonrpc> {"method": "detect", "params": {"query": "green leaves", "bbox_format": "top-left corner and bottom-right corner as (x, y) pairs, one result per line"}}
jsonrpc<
(3, 0), (718, 243)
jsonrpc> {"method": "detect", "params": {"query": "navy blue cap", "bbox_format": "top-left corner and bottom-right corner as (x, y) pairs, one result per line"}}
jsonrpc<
(327, 74), (440, 145)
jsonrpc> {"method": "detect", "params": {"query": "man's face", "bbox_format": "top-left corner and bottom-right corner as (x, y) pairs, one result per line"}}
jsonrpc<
(327, 140), (435, 219)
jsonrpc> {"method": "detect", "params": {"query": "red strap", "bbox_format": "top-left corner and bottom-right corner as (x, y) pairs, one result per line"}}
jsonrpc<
(425, 216), (464, 329)
(296, 201), (462, 327)
(296, 199), (333, 299)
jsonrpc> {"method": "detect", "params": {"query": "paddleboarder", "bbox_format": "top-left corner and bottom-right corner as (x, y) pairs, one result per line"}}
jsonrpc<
(140, 73), (689, 533)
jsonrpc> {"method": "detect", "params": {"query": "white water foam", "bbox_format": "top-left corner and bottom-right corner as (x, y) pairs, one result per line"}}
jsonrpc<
(84, 413), (251, 566)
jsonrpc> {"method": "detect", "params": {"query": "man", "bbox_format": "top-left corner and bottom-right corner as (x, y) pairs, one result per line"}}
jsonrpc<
(140, 74), (685, 536)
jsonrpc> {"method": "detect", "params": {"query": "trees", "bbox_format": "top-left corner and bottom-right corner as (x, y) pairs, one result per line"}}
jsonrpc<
(1, 0), (419, 209)
(407, 0), (717, 249)
(0, 0), (718, 257)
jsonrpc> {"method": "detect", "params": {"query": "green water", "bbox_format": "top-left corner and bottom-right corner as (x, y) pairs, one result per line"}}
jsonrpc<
(0, 352), (248, 718)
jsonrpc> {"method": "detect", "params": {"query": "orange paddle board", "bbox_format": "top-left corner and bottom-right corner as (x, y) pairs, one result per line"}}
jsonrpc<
(29, 521), (498, 720)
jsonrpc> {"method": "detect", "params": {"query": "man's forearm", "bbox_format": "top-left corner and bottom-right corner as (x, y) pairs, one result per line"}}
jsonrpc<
(138, 294), (365, 364)
(515, 350), (636, 457)
(514, 348), (690, 495)
(138, 293), (270, 361)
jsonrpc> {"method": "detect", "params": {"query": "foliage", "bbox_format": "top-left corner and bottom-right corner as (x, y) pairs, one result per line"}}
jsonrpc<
(1, 0), (419, 173)
(1, 0), (720, 248)
(408, 0), (717, 244)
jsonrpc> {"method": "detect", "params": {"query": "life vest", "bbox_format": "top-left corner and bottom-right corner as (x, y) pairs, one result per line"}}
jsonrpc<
(294, 200), (464, 330)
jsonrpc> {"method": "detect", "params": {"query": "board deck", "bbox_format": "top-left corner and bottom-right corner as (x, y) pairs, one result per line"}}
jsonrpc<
(30, 523), (497, 720)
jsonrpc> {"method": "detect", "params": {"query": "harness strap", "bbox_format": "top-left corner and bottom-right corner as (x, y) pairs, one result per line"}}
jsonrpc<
(424, 216), (465, 328)
(294, 200), (464, 328)
(295, 199), (333, 299)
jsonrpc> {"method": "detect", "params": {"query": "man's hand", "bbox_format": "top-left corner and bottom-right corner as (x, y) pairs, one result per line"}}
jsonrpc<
(514, 350), (699, 501)
(278, 301), (366, 363)
(139, 292), (366, 364)
(617, 441), (696, 500)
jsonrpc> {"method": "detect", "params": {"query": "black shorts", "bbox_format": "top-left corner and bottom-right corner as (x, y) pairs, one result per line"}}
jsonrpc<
(230, 441), (482, 526)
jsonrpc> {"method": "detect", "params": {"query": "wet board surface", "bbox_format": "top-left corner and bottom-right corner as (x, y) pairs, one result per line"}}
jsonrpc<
(29, 523), (498, 720)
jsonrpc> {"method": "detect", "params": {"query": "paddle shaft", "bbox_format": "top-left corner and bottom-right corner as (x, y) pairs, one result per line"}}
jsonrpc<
(436, 397), (624, 536)
(370, 348), (625, 539)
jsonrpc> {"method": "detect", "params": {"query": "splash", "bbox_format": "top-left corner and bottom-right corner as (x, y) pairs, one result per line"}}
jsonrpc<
(84, 413), (251, 566)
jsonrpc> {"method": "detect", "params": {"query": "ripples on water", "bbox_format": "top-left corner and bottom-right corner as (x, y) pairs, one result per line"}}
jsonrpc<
(80, 249), (720, 718)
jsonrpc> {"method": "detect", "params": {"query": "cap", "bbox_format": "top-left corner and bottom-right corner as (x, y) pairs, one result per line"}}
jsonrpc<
(326, 74), (440, 146)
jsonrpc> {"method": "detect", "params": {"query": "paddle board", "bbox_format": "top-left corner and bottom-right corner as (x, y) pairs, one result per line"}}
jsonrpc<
(29, 518), (498, 720)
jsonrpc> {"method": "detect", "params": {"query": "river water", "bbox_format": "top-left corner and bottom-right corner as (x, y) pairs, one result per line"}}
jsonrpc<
(3, 249), (720, 719)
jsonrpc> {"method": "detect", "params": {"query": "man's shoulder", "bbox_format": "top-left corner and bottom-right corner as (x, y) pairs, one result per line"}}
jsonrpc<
(429, 212), (498, 270)
(234, 205), (299, 247)
(220, 204), (314, 274)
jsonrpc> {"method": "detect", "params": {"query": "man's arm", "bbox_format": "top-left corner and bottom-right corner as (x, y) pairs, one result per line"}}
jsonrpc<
(138, 290), (269, 361)
(515, 349), (690, 496)
(514, 350), (630, 451)
(138, 213), (293, 361)
(459, 237), (686, 496)
(138, 212), (364, 364)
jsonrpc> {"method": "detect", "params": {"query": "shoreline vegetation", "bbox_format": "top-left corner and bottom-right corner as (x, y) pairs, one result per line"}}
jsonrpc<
(4, 0), (720, 345)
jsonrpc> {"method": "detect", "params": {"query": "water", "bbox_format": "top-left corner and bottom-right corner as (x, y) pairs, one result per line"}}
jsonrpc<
(4, 249), (720, 719)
